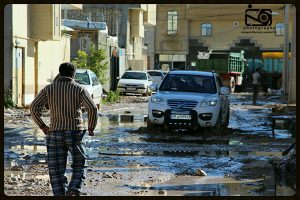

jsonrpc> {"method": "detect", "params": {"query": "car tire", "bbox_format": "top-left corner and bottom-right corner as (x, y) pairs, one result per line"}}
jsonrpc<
(230, 77), (235, 93)
(210, 112), (223, 134)
(147, 118), (155, 131)
(222, 109), (230, 128)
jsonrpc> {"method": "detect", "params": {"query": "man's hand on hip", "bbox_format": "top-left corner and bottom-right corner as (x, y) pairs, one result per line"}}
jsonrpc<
(41, 126), (50, 135)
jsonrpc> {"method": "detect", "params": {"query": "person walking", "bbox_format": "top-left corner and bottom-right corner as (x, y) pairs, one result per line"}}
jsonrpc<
(252, 67), (261, 105)
(30, 62), (98, 196)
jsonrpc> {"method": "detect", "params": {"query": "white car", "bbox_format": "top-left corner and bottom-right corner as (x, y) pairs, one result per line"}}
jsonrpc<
(74, 69), (103, 108)
(117, 71), (153, 96)
(147, 70), (165, 85)
(148, 70), (230, 131)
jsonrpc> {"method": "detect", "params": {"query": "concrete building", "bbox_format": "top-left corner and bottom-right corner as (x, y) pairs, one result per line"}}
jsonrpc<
(4, 4), (82, 107)
(62, 18), (120, 91)
(63, 4), (156, 71)
(155, 4), (295, 99)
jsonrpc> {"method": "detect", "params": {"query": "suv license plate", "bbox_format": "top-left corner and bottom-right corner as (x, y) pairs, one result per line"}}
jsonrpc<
(127, 88), (136, 91)
(170, 115), (191, 120)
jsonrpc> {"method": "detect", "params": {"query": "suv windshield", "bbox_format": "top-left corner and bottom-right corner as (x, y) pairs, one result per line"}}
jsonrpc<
(75, 73), (90, 85)
(121, 72), (147, 80)
(159, 74), (217, 93)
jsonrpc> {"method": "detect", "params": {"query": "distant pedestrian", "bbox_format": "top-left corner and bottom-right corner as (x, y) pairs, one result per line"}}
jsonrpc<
(30, 62), (98, 196)
(252, 67), (261, 105)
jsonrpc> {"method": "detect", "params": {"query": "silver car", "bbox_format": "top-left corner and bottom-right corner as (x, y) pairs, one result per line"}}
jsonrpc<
(147, 70), (165, 85)
(148, 70), (230, 131)
(117, 71), (153, 96)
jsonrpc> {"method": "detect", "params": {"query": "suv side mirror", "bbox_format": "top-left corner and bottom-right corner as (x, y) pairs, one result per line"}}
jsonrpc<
(220, 87), (230, 95)
(149, 83), (158, 91)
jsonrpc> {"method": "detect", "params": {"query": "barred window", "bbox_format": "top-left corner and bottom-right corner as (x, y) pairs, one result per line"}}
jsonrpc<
(201, 23), (212, 36)
(275, 23), (284, 36)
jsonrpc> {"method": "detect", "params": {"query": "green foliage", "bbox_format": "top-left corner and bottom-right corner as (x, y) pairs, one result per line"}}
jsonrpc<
(4, 90), (15, 108)
(73, 42), (109, 85)
(103, 90), (120, 104)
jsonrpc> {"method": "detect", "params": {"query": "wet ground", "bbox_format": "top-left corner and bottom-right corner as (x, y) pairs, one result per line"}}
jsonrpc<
(4, 93), (296, 196)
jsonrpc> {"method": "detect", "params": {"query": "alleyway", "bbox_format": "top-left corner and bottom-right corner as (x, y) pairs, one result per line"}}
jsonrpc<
(4, 93), (296, 196)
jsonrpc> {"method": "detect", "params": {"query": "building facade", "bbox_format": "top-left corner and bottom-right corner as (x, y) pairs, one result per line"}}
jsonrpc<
(4, 4), (82, 107)
(61, 18), (121, 91)
(63, 4), (156, 71)
(155, 4), (296, 100)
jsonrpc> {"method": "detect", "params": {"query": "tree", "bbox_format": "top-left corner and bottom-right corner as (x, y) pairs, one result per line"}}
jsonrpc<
(73, 42), (109, 85)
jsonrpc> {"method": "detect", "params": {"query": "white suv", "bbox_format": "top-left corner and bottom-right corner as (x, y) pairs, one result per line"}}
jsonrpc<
(147, 70), (230, 131)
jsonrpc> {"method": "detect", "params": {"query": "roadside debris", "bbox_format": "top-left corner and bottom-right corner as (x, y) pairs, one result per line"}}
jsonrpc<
(158, 190), (167, 195)
(102, 172), (113, 178)
(267, 88), (284, 96)
(195, 169), (207, 176)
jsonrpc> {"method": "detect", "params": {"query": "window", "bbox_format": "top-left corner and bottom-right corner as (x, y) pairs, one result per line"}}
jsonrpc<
(201, 23), (212, 36)
(79, 34), (91, 52)
(121, 72), (147, 80)
(75, 73), (90, 85)
(148, 71), (163, 77)
(275, 23), (284, 36)
(91, 73), (100, 86)
(159, 74), (217, 93)
(167, 11), (178, 35)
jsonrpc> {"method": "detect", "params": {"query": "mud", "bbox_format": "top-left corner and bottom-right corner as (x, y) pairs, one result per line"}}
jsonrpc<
(4, 93), (296, 196)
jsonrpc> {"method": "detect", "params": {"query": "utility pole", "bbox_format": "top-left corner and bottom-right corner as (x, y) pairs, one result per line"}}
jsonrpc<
(288, 5), (296, 103)
(283, 4), (289, 95)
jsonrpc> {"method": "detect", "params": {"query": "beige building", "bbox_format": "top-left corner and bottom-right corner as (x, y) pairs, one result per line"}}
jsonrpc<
(63, 4), (157, 71)
(125, 4), (157, 71)
(155, 4), (295, 102)
(4, 4), (82, 107)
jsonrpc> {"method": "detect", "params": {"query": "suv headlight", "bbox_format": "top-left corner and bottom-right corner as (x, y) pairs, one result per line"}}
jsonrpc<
(151, 96), (164, 103)
(200, 99), (218, 106)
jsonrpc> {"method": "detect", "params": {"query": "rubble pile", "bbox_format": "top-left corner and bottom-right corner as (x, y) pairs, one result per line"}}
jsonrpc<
(269, 142), (296, 192)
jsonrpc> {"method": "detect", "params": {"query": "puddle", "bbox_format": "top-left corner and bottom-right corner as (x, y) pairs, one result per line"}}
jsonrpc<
(4, 93), (295, 196)
(126, 175), (285, 196)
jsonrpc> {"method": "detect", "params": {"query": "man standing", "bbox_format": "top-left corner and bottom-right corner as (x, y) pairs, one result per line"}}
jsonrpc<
(252, 67), (261, 105)
(30, 62), (98, 196)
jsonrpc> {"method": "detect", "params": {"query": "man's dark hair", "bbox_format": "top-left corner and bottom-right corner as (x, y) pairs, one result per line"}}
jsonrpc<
(256, 67), (261, 72)
(59, 62), (76, 77)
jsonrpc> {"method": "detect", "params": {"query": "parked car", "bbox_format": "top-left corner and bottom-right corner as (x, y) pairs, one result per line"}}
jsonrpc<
(147, 70), (165, 85)
(147, 70), (230, 131)
(53, 69), (103, 108)
(74, 69), (103, 108)
(117, 71), (153, 96)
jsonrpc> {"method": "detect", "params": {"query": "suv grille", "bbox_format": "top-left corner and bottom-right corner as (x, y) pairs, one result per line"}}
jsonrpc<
(167, 99), (198, 110)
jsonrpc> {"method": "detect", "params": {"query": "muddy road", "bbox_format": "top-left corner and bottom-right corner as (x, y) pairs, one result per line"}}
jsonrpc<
(4, 93), (296, 196)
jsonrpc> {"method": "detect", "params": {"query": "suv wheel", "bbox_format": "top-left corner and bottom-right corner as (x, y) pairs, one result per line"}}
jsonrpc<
(147, 118), (155, 130)
(230, 77), (235, 93)
(222, 109), (229, 128)
(210, 112), (223, 134)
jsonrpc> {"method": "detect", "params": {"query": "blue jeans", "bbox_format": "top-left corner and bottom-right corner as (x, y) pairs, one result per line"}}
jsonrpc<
(46, 130), (86, 196)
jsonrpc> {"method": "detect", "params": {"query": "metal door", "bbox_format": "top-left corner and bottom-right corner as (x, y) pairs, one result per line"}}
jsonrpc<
(15, 47), (24, 106)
